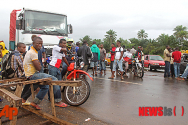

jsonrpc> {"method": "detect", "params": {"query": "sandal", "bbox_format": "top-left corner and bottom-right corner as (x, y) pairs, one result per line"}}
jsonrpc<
(121, 77), (124, 80)
(55, 103), (69, 108)
(176, 78), (185, 81)
(95, 73), (97, 76)
(108, 77), (114, 79)
(30, 103), (41, 110)
(22, 100), (31, 106)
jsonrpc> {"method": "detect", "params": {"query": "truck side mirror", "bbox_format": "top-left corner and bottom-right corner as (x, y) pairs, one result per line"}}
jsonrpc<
(68, 24), (73, 34)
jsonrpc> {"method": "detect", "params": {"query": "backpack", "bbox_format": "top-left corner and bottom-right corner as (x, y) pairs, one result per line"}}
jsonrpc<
(116, 47), (122, 52)
(1, 52), (18, 79)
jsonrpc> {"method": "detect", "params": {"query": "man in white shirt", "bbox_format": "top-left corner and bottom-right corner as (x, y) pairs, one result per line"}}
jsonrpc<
(123, 48), (132, 77)
(109, 41), (124, 80)
(48, 39), (69, 80)
(130, 46), (136, 56)
(48, 39), (69, 107)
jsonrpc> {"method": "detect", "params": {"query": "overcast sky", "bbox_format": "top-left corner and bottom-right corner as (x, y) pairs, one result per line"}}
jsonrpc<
(1, 0), (188, 48)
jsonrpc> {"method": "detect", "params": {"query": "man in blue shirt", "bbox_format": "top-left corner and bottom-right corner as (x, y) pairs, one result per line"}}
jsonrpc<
(28, 35), (46, 73)
(75, 42), (80, 53)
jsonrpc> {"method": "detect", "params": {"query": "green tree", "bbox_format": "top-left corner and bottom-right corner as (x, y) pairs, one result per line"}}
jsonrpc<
(79, 35), (92, 46)
(173, 25), (187, 37)
(137, 29), (148, 39)
(105, 29), (117, 45)
(129, 38), (140, 48)
(173, 25), (188, 49)
(155, 34), (178, 55)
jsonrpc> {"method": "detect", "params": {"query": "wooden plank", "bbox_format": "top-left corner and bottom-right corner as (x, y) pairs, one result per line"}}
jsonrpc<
(49, 80), (82, 87)
(0, 77), (26, 83)
(22, 106), (74, 125)
(0, 89), (22, 107)
(34, 120), (53, 125)
(0, 78), (53, 88)
(49, 84), (56, 117)
(0, 79), (81, 88)
(30, 84), (35, 100)
(17, 78), (52, 85)
(51, 80), (82, 84)
(14, 84), (23, 98)
(0, 83), (22, 88)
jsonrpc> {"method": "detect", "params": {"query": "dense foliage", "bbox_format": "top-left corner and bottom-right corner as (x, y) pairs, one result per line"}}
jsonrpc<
(78, 25), (188, 56)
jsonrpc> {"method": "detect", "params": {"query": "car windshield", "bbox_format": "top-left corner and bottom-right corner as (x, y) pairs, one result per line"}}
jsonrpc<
(106, 54), (111, 58)
(149, 56), (163, 61)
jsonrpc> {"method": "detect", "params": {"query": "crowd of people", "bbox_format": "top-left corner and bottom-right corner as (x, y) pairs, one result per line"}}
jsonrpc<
(164, 45), (188, 80)
(0, 35), (187, 109)
(77, 40), (144, 80)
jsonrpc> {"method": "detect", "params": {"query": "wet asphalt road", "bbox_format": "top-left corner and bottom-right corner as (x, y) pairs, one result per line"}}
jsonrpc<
(1, 68), (188, 125)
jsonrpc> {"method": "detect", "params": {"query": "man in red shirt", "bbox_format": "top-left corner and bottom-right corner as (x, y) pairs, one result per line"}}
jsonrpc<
(110, 43), (116, 73)
(172, 47), (182, 78)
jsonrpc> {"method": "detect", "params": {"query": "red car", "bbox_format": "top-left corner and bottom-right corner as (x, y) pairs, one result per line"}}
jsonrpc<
(144, 55), (165, 71)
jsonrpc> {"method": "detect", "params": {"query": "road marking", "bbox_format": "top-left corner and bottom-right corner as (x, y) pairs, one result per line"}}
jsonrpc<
(94, 77), (142, 85)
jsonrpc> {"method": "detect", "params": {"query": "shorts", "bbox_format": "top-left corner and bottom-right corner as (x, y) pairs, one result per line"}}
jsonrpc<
(124, 62), (129, 69)
(99, 60), (106, 70)
(113, 59), (123, 72)
(110, 61), (114, 69)
(83, 65), (89, 72)
(90, 61), (98, 68)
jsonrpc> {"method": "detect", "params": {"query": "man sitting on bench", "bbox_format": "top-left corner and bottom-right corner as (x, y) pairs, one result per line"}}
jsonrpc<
(23, 37), (68, 109)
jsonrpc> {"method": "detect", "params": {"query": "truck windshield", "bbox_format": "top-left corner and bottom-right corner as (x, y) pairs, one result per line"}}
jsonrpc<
(24, 10), (68, 35)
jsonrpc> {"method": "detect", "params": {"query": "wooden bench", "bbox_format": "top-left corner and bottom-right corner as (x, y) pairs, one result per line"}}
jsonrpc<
(0, 78), (82, 125)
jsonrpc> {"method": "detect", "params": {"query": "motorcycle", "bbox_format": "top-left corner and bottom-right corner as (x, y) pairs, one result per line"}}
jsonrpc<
(131, 58), (144, 78)
(62, 53), (93, 106)
(118, 58), (144, 78)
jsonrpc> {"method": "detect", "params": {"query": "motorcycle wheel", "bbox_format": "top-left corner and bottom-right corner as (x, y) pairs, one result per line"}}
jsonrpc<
(63, 78), (90, 106)
(137, 67), (144, 78)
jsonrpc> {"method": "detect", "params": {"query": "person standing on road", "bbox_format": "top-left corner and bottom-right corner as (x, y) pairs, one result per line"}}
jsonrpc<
(109, 40), (124, 80)
(77, 40), (92, 72)
(135, 46), (142, 60)
(130, 46), (136, 57)
(169, 48), (175, 78)
(75, 42), (80, 53)
(99, 44), (106, 75)
(90, 41), (100, 76)
(110, 43), (116, 73)
(141, 47), (144, 67)
(123, 48), (132, 77)
(164, 45), (171, 78)
(172, 47), (182, 78)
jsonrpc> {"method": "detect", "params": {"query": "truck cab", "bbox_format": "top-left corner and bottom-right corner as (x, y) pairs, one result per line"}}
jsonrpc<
(10, 8), (73, 50)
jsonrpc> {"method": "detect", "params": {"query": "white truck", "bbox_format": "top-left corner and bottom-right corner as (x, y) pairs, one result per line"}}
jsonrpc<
(9, 8), (73, 51)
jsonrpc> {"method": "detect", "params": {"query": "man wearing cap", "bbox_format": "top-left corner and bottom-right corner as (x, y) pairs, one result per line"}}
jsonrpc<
(61, 39), (76, 78)
(135, 46), (142, 60)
